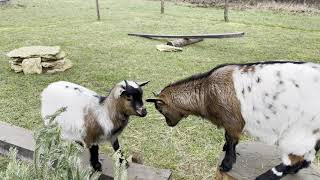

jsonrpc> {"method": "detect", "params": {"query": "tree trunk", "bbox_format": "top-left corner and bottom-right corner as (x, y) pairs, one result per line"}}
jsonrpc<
(161, 0), (164, 14)
(96, 0), (101, 21)
(224, 0), (229, 22)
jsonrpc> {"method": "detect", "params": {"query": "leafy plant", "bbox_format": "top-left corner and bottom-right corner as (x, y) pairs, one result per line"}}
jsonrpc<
(0, 107), (100, 180)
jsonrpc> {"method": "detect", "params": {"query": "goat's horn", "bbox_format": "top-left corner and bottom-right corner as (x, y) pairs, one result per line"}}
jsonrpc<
(152, 91), (159, 97)
(124, 80), (129, 88)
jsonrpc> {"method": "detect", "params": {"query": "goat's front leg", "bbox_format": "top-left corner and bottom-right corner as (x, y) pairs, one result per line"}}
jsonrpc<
(220, 132), (238, 172)
(89, 145), (102, 171)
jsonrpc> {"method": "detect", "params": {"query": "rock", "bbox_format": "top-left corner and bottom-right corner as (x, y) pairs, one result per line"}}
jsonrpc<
(45, 58), (72, 74)
(6, 46), (61, 59)
(156, 44), (183, 52)
(41, 51), (67, 61)
(215, 142), (320, 180)
(21, 58), (42, 74)
(9, 60), (22, 73)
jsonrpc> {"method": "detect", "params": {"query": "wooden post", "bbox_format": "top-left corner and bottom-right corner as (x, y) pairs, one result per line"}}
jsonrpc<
(161, 0), (164, 14)
(224, 0), (229, 22)
(96, 0), (101, 21)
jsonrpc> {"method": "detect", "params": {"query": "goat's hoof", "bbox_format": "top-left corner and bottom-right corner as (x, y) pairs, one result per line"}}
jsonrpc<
(219, 160), (233, 172)
(255, 170), (280, 180)
(92, 162), (102, 171)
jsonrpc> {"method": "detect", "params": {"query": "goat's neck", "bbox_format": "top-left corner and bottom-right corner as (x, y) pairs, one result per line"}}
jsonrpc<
(169, 81), (207, 117)
(104, 97), (128, 128)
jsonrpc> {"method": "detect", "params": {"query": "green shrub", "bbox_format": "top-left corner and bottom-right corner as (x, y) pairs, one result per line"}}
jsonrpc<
(0, 107), (100, 180)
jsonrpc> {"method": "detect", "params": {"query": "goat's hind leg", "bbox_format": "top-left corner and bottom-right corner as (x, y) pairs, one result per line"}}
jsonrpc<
(89, 145), (102, 171)
(255, 154), (311, 180)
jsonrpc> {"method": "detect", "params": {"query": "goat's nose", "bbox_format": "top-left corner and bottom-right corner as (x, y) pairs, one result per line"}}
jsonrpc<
(139, 108), (147, 117)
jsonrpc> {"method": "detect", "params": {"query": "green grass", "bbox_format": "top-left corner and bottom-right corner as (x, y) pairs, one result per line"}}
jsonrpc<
(0, 0), (319, 179)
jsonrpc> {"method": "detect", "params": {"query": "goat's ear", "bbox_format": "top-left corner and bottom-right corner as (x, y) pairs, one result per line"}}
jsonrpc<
(137, 80), (150, 87)
(146, 98), (164, 104)
(114, 86), (126, 99)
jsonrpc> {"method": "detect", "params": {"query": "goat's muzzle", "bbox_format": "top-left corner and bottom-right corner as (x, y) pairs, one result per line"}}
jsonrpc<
(137, 108), (147, 117)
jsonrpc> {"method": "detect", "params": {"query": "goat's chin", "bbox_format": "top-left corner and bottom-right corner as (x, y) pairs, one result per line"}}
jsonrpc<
(165, 118), (178, 127)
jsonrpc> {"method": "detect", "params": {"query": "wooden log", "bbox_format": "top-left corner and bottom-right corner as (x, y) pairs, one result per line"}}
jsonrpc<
(166, 38), (203, 47)
(128, 32), (245, 39)
(215, 142), (320, 180)
(0, 121), (172, 180)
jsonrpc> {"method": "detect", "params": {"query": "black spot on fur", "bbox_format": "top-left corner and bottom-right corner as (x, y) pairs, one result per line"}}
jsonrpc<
(265, 93), (269, 97)
(256, 77), (261, 83)
(65, 85), (69, 88)
(272, 129), (277, 133)
(265, 115), (270, 119)
(279, 80), (284, 85)
(311, 116), (316, 121)
(276, 71), (281, 77)
(242, 88), (245, 96)
(268, 104), (273, 109)
(283, 105), (288, 109)
(273, 95), (277, 100)
(94, 95), (106, 104)
(315, 140), (320, 152)
(74, 87), (81, 92)
(252, 106), (256, 111)
(313, 129), (320, 134)
(291, 80), (299, 88)
(257, 120), (261, 124)
(99, 96), (106, 104)
(247, 86), (252, 92)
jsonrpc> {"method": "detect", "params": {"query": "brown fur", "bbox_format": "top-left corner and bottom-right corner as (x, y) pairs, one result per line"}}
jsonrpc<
(83, 88), (135, 146)
(106, 96), (130, 132)
(159, 65), (245, 140)
(240, 65), (255, 73)
(288, 154), (304, 165)
(83, 107), (105, 147)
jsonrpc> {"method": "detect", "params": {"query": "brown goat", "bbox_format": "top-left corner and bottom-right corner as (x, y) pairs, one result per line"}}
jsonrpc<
(147, 61), (320, 180)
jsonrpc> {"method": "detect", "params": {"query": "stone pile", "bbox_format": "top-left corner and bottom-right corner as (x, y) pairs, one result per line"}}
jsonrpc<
(7, 46), (73, 74)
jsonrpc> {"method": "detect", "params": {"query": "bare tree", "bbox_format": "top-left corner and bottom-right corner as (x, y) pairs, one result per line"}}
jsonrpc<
(96, 0), (101, 21)
(224, 0), (229, 22)
(161, 0), (164, 14)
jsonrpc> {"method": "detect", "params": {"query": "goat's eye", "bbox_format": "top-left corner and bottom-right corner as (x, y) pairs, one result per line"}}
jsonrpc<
(126, 95), (133, 101)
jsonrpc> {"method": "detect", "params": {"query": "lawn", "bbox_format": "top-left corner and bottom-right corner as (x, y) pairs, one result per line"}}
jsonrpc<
(0, 0), (319, 179)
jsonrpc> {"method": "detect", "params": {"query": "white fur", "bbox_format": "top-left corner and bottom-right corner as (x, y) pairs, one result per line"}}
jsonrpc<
(233, 62), (320, 164)
(41, 81), (114, 144)
(272, 167), (283, 176)
(114, 80), (139, 98)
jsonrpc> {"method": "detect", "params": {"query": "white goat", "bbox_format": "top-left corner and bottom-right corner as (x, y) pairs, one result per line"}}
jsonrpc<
(41, 80), (149, 171)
